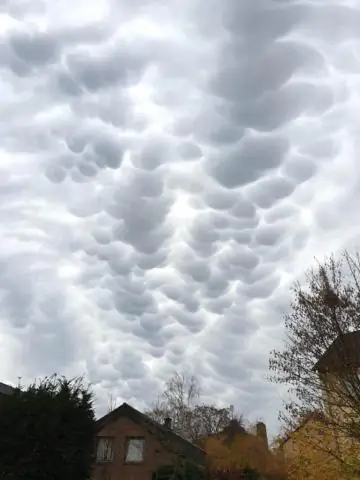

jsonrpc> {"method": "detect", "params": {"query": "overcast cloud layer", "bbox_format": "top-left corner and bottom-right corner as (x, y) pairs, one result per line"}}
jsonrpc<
(0, 0), (359, 434)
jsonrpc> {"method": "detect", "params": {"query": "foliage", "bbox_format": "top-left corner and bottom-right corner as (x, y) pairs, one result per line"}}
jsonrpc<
(154, 461), (262, 480)
(192, 405), (243, 440)
(268, 251), (360, 474)
(203, 431), (285, 480)
(147, 371), (242, 441)
(205, 466), (261, 479)
(146, 371), (200, 440)
(281, 414), (360, 480)
(0, 374), (95, 480)
(153, 457), (205, 480)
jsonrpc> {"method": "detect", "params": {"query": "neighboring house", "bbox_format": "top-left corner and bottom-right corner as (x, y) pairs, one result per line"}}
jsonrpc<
(280, 332), (360, 479)
(314, 331), (360, 424)
(198, 419), (282, 478)
(199, 419), (269, 449)
(314, 331), (360, 374)
(279, 411), (326, 457)
(315, 330), (360, 392)
(93, 402), (206, 480)
(278, 411), (354, 480)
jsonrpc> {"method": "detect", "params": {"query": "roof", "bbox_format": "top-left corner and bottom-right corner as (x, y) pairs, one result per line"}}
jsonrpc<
(0, 382), (15, 396)
(95, 403), (206, 466)
(199, 419), (248, 446)
(314, 331), (360, 373)
(279, 411), (326, 447)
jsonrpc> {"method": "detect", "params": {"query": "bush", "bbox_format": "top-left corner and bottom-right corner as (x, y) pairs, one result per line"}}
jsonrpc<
(153, 463), (262, 480)
(205, 467), (262, 479)
(153, 458), (205, 479)
(0, 374), (95, 480)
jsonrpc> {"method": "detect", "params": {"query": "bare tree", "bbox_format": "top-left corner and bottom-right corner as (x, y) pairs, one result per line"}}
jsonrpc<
(146, 371), (199, 439)
(107, 393), (117, 413)
(191, 404), (244, 440)
(163, 371), (200, 411)
(146, 371), (243, 442)
(269, 251), (360, 473)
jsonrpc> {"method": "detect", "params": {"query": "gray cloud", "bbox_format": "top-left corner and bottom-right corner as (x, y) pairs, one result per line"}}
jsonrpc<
(211, 134), (290, 188)
(0, 0), (359, 439)
(10, 30), (60, 66)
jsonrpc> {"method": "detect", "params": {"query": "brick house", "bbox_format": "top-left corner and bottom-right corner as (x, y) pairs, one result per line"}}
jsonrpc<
(279, 333), (360, 478)
(93, 402), (206, 480)
(199, 419), (279, 477)
(314, 330), (360, 423)
(279, 410), (326, 455)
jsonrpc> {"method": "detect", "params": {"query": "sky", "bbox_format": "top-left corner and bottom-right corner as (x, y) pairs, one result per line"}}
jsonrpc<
(0, 0), (360, 437)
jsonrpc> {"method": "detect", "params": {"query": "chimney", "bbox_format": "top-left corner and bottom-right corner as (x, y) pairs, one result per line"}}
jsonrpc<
(256, 421), (269, 449)
(164, 417), (172, 429)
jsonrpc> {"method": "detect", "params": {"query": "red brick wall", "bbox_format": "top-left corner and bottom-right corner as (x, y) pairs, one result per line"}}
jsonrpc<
(93, 415), (176, 480)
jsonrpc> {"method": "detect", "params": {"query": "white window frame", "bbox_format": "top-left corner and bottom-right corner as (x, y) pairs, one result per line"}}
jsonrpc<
(96, 437), (114, 463)
(125, 437), (145, 463)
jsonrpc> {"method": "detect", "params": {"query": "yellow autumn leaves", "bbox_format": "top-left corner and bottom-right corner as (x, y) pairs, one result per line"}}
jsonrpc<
(202, 433), (285, 479)
(282, 417), (360, 480)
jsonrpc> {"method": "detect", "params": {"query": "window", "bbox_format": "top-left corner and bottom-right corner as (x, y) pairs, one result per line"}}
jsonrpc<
(96, 437), (114, 463)
(125, 437), (145, 463)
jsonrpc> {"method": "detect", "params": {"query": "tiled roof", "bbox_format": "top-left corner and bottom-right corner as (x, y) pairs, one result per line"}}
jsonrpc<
(95, 402), (206, 466)
(0, 382), (15, 396)
(314, 331), (360, 373)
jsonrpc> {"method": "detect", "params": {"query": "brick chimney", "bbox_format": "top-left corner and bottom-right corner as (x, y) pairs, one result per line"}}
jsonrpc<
(256, 421), (268, 449)
(164, 417), (172, 429)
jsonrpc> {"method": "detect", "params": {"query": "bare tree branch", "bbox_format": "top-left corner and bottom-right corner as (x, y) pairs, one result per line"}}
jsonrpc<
(269, 250), (360, 474)
(146, 371), (243, 442)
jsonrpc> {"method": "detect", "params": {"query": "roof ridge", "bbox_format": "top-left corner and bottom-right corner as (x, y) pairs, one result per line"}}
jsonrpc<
(122, 403), (205, 453)
(0, 381), (15, 396)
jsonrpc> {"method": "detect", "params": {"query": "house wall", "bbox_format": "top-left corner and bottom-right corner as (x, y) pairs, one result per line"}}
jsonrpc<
(93, 415), (176, 480)
(321, 371), (360, 435)
(281, 417), (360, 480)
(281, 418), (323, 460)
(282, 416), (353, 461)
(281, 419), (336, 480)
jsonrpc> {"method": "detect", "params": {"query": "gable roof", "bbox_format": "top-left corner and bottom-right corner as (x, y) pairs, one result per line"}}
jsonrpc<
(280, 411), (326, 447)
(0, 382), (15, 396)
(95, 402), (206, 466)
(314, 331), (360, 373)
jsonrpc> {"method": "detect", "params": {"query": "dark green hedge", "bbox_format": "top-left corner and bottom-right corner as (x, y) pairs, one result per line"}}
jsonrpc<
(0, 375), (95, 480)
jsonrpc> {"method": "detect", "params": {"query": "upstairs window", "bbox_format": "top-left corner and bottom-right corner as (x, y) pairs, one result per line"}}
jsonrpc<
(96, 437), (114, 463)
(125, 437), (145, 463)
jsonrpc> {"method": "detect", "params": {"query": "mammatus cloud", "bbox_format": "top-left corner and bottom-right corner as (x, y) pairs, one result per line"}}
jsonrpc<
(0, 0), (359, 435)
